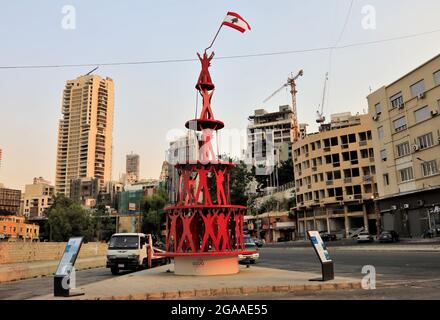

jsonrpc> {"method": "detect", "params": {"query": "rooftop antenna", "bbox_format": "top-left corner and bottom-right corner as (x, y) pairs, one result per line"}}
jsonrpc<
(85, 66), (99, 76)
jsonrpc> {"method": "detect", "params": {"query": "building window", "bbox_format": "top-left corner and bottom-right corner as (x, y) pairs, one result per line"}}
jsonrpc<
(414, 106), (430, 123)
(396, 141), (411, 158)
(410, 79), (425, 98)
(399, 167), (414, 182)
(377, 126), (385, 139)
(390, 92), (404, 109)
(421, 160), (438, 177)
(380, 149), (387, 161)
(393, 116), (407, 132)
(418, 132), (434, 149)
(374, 103), (382, 115)
(383, 174), (390, 186)
(434, 70), (440, 86)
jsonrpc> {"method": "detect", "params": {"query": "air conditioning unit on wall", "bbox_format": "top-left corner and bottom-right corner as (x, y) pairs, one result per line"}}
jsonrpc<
(413, 144), (420, 152)
(417, 92), (426, 100)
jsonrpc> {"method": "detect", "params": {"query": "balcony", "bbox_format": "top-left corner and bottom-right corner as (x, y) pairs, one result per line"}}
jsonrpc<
(363, 175), (372, 182)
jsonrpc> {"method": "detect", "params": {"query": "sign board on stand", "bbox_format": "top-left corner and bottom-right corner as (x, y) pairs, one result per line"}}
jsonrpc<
(54, 237), (85, 297)
(307, 231), (334, 281)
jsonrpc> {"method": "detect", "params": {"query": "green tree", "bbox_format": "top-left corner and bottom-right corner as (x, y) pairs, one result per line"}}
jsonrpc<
(277, 160), (295, 186)
(45, 195), (93, 242)
(228, 159), (254, 206)
(141, 188), (168, 237)
(91, 202), (116, 241)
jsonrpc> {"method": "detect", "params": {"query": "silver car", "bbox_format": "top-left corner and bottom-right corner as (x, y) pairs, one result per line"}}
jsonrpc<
(357, 232), (374, 243)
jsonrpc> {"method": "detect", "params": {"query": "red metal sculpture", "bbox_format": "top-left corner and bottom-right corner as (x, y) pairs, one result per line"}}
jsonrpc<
(160, 51), (251, 275)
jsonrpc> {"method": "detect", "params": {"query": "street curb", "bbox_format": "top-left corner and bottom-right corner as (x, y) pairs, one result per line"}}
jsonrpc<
(99, 281), (361, 300)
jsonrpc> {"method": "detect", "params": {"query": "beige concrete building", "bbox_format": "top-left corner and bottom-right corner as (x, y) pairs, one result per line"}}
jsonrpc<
(247, 106), (307, 166)
(367, 54), (440, 237)
(0, 187), (21, 216)
(22, 177), (55, 221)
(55, 74), (114, 196)
(293, 113), (378, 238)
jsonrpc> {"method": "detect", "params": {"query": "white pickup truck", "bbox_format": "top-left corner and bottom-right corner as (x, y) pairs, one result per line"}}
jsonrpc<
(106, 233), (169, 275)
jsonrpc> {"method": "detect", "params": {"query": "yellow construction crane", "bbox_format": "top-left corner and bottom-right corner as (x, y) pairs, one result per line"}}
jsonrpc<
(316, 72), (329, 124)
(263, 70), (304, 142)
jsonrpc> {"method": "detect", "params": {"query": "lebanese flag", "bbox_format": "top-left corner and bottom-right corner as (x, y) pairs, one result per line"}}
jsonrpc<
(222, 12), (251, 33)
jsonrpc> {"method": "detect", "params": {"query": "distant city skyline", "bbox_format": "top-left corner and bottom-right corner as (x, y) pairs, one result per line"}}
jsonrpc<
(1, 0), (440, 190)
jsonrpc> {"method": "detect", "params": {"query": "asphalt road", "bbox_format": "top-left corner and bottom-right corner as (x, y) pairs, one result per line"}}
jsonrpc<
(258, 247), (440, 283)
(0, 267), (126, 300)
(1, 245), (439, 300)
(253, 246), (440, 299)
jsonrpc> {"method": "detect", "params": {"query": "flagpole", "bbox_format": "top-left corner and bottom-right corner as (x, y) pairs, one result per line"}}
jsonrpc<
(205, 23), (224, 53)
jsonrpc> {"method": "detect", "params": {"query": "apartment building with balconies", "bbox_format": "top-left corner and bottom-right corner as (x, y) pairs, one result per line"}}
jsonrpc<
(22, 177), (55, 221)
(293, 113), (378, 238)
(55, 74), (114, 196)
(367, 53), (440, 237)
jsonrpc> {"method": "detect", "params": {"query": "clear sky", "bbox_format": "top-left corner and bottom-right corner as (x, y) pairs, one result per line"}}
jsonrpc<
(1, 0), (440, 190)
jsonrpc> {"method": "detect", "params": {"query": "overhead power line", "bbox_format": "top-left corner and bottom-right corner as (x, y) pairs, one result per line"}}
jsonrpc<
(1, 27), (440, 70)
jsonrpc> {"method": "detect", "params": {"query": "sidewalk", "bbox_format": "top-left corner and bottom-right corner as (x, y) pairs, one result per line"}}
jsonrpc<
(0, 256), (106, 283)
(32, 265), (361, 300)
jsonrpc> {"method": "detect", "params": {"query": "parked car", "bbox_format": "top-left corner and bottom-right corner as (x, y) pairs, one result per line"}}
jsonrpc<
(238, 236), (260, 264)
(357, 232), (374, 243)
(378, 231), (399, 243)
(319, 232), (337, 242)
(422, 229), (435, 239)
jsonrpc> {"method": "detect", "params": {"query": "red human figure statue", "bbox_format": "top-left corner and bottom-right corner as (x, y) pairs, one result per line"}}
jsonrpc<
(215, 211), (232, 251)
(194, 166), (212, 205)
(161, 49), (252, 274)
(199, 89), (215, 120)
(179, 171), (196, 205)
(185, 175), (197, 205)
(201, 212), (218, 251)
(196, 52), (215, 91)
(178, 213), (196, 252)
(166, 212), (179, 252)
(235, 213), (244, 250)
(213, 167), (227, 205)
(199, 129), (216, 162)
(177, 171), (188, 204)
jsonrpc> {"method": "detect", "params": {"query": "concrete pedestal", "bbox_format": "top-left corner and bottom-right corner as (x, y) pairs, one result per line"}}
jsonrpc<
(174, 255), (239, 276)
